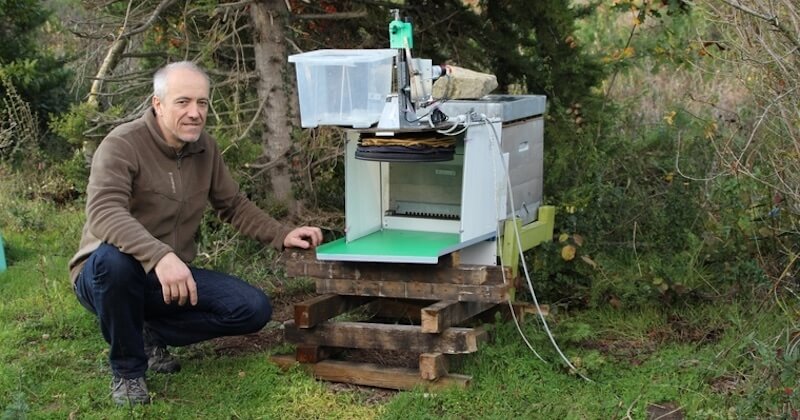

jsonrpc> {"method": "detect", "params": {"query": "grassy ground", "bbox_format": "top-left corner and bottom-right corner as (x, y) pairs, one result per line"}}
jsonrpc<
(2, 178), (798, 419)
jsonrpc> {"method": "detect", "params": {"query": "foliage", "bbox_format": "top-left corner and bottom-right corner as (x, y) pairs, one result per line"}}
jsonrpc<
(481, 0), (605, 108)
(0, 0), (73, 122)
(693, 1), (800, 284)
(513, 0), (786, 307)
(0, 74), (40, 166)
(0, 0), (81, 209)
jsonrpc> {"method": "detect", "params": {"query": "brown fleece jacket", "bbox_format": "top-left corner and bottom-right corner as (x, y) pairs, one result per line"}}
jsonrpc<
(68, 108), (294, 282)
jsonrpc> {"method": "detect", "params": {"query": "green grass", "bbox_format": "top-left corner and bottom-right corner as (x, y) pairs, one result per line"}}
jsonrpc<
(1, 177), (799, 418)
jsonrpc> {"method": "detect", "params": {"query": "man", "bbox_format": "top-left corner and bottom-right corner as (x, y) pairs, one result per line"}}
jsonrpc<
(68, 61), (322, 406)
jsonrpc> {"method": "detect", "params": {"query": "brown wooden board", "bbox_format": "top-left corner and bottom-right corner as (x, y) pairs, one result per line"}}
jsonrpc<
(421, 301), (498, 333)
(315, 278), (510, 303)
(295, 345), (329, 363)
(284, 320), (486, 354)
(294, 294), (372, 328)
(270, 355), (471, 390)
(419, 353), (448, 380)
(284, 250), (510, 286)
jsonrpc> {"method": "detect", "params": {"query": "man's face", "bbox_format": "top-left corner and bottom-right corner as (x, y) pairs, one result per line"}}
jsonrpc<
(152, 68), (210, 149)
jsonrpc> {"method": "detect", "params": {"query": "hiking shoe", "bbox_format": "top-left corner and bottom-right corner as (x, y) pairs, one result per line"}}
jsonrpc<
(143, 327), (180, 374)
(146, 345), (181, 374)
(111, 376), (150, 405)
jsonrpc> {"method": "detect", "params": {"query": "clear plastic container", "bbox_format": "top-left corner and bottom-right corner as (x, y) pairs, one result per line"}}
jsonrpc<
(288, 49), (396, 128)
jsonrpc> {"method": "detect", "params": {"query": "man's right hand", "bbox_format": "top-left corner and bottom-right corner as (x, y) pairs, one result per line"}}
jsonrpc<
(154, 252), (198, 306)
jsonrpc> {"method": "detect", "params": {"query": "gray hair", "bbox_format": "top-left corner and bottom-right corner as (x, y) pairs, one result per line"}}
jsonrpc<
(153, 61), (210, 98)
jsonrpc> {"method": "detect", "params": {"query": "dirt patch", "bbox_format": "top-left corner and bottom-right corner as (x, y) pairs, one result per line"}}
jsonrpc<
(646, 401), (684, 420)
(708, 373), (747, 395)
(582, 338), (657, 365)
(583, 315), (726, 365)
(324, 382), (398, 405)
(659, 314), (725, 345)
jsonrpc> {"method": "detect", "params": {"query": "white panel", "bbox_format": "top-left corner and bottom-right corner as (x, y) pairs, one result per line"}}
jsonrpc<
(458, 240), (498, 266)
(345, 132), (382, 242)
(383, 216), (460, 233)
(381, 161), (390, 219)
(460, 120), (506, 243)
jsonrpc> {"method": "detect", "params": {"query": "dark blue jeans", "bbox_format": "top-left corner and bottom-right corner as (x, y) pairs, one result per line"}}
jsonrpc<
(74, 243), (272, 379)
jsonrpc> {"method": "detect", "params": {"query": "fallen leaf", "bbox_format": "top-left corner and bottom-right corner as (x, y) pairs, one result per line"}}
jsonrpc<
(663, 110), (676, 125)
(581, 255), (597, 269)
(561, 245), (576, 261)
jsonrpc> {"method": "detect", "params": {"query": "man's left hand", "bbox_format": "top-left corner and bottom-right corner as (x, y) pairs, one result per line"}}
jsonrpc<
(283, 226), (323, 249)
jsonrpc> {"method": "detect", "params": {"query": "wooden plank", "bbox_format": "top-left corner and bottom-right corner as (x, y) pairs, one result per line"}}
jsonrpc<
(315, 278), (510, 303)
(284, 250), (509, 285)
(284, 320), (486, 354)
(441, 251), (461, 268)
(519, 302), (549, 320)
(294, 294), (372, 328)
(419, 353), (448, 380)
(421, 301), (498, 333)
(295, 345), (329, 363)
(270, 355), (470, 391)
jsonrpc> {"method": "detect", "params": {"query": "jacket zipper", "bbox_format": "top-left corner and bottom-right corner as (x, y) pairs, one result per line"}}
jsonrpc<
(168, 172), (176, 194)
(173, 150), (185, 246)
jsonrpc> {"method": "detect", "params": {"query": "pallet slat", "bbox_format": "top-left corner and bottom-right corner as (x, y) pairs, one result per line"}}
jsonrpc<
(270, 355), (471, 390)
(419, 353), (448, 380)
(316, 278), (510, 303)
(284, 250), (510, 286)
(421, 301), (497, 333)
(295, 345), (329, 363)
(284, 320), (486, 354)
(294, 294), (372, 328)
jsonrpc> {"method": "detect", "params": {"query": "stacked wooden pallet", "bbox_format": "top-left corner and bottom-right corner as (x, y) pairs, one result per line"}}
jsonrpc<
(270, 250), (514, 390)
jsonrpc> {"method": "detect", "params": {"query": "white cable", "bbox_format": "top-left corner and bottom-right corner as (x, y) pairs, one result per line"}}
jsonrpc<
(501, 251), (547, 363)
(436, 116), (461, 134)
(484, 118), (547, 363)
(479, 113), (594, 382)
(437, 112), (472, 136)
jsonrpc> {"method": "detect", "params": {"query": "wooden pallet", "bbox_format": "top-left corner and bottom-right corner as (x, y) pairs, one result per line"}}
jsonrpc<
(270, 251), (514, 390)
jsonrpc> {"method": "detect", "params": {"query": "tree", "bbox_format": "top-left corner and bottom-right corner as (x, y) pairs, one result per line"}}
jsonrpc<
(249, 1), (299, 215)
(0, 0), (71, 115)
(0, 0), (72, 160)
(697, 0), (799, 278)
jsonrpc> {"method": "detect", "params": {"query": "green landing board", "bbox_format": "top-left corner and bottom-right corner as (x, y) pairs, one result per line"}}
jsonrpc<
(316, 229), (460, 264)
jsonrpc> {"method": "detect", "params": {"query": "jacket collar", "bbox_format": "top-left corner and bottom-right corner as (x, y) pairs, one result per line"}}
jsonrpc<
(143, 107), (206, 158)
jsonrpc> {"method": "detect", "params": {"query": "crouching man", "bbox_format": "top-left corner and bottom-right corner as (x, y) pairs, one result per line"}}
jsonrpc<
(68, 61), (322, 405)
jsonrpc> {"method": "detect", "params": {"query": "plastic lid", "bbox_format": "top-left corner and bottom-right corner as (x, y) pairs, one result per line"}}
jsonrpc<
(288, 49), (396, 64)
